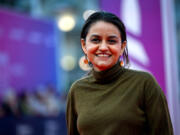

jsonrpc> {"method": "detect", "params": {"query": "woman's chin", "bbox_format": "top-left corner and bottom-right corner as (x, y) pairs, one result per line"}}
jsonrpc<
(93, 64), (112, 71)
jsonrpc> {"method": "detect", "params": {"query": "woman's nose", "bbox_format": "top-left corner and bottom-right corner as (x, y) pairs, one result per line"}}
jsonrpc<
(99, 41), (108, 51)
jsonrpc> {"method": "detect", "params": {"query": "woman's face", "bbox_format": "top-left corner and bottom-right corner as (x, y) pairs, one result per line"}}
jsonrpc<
(81, 21), (126, 71)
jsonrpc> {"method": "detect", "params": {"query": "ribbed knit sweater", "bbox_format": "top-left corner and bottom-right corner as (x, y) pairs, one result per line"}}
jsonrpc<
(66, 63), (173, 135)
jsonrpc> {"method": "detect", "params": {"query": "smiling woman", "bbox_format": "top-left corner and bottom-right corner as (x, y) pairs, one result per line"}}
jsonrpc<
(81, 21), (126, 71)
(66, 11), (173, 135)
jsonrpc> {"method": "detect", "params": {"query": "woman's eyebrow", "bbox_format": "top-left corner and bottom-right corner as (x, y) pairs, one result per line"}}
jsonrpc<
(90, 34), (119, 38)
(90, 34), (100, 38)
(108, 35), (119, 39)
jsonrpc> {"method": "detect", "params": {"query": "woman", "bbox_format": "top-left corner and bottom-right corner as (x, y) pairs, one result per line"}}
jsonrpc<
(66, 11), (173, 135)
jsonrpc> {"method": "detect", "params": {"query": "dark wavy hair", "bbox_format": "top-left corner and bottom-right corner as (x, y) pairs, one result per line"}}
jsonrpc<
(80, 11), (129, 66)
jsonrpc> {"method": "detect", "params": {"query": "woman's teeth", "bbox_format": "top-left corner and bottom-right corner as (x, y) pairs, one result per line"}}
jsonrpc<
(97, 54), (110, 57)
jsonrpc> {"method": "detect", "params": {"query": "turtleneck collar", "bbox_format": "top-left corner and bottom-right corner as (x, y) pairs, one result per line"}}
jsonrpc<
(92, 62), (124, 83)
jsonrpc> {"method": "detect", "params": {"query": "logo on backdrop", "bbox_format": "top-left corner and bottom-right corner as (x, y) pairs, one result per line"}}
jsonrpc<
(0, 52), (25, 90)
(121, 0), (149, 71)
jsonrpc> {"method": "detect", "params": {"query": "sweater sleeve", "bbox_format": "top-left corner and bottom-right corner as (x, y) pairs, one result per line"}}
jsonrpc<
(144, 74), (174, 135)
(66, 87), (79, 135)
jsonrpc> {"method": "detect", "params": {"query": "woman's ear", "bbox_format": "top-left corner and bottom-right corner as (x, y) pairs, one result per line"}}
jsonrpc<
(120, 41), (127, 55)
(81, 38), (87, 54)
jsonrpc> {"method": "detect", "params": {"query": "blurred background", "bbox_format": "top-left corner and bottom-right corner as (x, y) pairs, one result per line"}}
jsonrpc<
(0, 0), (179, 135)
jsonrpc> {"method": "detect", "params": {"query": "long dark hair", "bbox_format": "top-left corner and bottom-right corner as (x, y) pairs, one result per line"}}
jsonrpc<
(81, 11), (129, 66)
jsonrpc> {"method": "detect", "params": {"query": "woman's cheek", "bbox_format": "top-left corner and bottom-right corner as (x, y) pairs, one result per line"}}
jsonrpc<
(86, 45), (99, 52)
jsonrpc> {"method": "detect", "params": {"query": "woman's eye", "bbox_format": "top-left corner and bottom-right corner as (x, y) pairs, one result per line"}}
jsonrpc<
(108, 40), (116, 44)
(91, 38), (100, 43)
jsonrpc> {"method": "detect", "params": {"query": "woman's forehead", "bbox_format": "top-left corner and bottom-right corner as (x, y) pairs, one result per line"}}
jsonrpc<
(87, 21), (121, 37)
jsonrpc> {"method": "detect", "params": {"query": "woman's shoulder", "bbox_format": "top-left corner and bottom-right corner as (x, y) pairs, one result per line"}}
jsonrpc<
(124, 68), (162, 92)
(123, 68), (155, 80)
(69, 74), (92, 92)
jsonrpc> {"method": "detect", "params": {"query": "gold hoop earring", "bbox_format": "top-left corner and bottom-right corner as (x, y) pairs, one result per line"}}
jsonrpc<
(120, 60), (124, 67)
(84, 58), (89, 64)
(119, 56), (124, 67)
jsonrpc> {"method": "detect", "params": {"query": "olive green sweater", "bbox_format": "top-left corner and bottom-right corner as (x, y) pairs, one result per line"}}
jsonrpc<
(66, 63), (173, 135)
